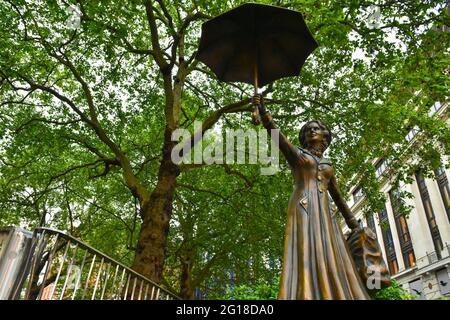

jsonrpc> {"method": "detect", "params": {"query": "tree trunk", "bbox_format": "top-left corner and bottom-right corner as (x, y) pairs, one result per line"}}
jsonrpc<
(179, 248), (195, 299)
(132, 127), (179, 283)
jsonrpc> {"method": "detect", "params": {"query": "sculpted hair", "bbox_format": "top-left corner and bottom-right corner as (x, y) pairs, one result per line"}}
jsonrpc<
(299, 120), (332, 149)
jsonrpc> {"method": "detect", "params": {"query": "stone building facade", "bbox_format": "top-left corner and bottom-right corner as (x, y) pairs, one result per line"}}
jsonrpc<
(342, 102), (449, 299)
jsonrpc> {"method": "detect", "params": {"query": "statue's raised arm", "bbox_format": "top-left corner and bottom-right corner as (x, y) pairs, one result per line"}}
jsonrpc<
(252, 95), (300, 168)
(251, 96), (388, 300)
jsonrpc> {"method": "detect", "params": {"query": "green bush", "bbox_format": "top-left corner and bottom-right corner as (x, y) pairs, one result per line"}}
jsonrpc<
(219, 278), (279, 300)
(373, 280), (416, 300)
(218, 278), (420, 300)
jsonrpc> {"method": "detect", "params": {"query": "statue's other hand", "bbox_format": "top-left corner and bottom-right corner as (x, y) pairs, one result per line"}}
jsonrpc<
(252, 94), (262, 106)
(252, 94), (267, 115)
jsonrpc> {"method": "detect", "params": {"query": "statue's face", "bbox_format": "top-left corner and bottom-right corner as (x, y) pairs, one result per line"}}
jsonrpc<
(305, 122), (325, 147)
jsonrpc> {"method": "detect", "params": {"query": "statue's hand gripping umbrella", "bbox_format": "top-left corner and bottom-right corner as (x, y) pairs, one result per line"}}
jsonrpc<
(196, 3), (318, 124)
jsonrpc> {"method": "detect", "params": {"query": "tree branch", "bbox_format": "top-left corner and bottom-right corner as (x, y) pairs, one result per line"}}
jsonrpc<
(178, 97), (257, 159)
(221, 164), (253, 187)
(176, 183), (228, 202)
(144, 0), (170, 71)
(15, 117), (81, 134)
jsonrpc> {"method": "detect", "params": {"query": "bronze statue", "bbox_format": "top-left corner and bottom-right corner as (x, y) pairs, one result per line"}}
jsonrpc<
(197, 2), (391, 300)
(253, 95), (377, 300)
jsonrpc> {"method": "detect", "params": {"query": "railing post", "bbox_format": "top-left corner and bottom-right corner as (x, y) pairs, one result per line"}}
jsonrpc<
(0, 227), (34, 300)
(1, 226), (181, 300)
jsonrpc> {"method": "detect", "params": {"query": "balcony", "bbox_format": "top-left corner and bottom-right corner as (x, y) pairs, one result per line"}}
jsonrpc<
(416, 244), (450, 271)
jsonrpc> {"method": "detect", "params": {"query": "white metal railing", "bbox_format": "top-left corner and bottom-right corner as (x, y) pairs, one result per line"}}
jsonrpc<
(416, 244), (450, 269)
(0, 227), (180, 300)
(0, 227), (34, 299)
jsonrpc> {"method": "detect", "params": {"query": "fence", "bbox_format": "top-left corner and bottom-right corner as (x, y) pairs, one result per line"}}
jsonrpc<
(415, 243), (450, 268)
(0, 227), (34, 299)
(0, 227), (180, 300)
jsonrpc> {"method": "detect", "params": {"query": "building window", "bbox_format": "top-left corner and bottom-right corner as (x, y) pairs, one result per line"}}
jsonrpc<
(389, 187), (416, 269)
(352, 186), (364, 204)
(434, 166), (450, 223)
(407, 252), (416, 267)
(404, 249), (416, 268)
(366, 213), (377, 237)
(375, 160), (387, 178)
(378, 205), (398, 274)
(437, 268), (450, 296)
(388, 258), (399, 275)
(415, 171), (443, 258)
(384, 226), (395, 254)
(405, 126), (420, 142)
(379, 205), (388, 220)
(409, 279), (424, 298)
(428, 102), (442, 116)
(375, 158), (393, 178)
(397, 215), (410, 242)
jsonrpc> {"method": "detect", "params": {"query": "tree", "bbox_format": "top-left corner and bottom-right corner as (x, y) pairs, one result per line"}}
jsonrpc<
(0, 0), (448, 298)
(165, 164), (290, 298)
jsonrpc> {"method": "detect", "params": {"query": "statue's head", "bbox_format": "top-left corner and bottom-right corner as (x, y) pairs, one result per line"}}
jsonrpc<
(299, 120), (332, 152)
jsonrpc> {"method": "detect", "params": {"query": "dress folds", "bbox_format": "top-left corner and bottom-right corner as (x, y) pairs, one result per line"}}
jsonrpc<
(278, 147), (370, 300)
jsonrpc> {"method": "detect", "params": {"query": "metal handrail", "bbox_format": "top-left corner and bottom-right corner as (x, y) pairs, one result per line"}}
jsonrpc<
(16, 227), (180, 300)
(416, 244), (450, 268)
(0, 227), (34, 299)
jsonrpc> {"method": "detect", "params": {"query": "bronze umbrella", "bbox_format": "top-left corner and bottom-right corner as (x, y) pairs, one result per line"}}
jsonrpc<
(196, 3), (318, 122)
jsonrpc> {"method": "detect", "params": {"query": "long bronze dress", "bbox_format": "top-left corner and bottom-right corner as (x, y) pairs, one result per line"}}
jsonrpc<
(261, 113), (370, 300)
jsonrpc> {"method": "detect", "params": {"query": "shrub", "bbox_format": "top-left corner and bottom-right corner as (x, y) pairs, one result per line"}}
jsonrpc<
(219, 278), (279, 300)
(373, 280), (416, 300)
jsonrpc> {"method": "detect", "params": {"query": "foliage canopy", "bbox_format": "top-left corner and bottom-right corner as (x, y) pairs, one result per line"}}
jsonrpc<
(0, 0), (448, 298)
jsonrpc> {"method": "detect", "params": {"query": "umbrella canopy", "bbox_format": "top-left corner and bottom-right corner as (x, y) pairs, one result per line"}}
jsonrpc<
(196, 3), (318, 88)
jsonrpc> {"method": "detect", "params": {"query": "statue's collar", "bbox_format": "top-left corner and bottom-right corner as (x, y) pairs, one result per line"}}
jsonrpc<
(298, 147), (332, 165)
